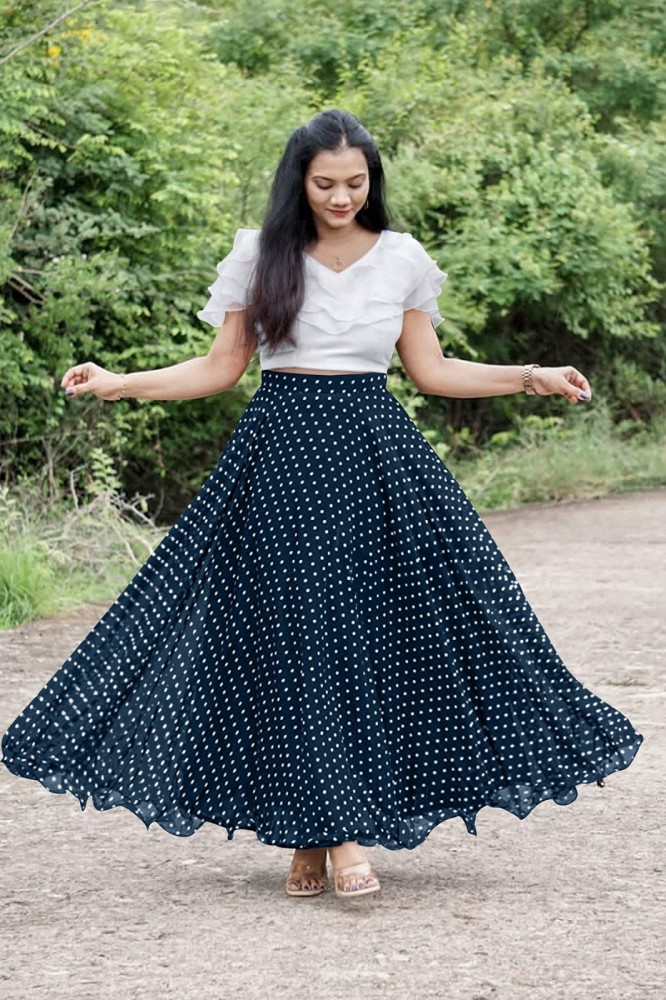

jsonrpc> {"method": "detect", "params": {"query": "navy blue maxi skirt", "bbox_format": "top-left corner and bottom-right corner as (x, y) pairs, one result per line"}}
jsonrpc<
(1, 371), (644, 849)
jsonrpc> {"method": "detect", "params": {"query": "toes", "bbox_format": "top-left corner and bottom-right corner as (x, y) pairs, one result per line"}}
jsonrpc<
(288, 866), (327, 892)
(338, 869), (379, 893)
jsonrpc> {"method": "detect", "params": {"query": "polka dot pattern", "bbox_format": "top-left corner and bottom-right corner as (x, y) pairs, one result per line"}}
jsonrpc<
(1, 371), (644, 848)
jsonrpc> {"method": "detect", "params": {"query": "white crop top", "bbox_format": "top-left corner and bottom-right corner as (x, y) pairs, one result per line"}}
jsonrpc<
(196, 228), (448, 373)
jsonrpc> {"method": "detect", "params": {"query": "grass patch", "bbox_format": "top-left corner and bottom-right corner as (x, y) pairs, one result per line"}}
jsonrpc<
(0, 542), (57, 629)
(0, 484), (166, 630)
(447, 398), (666, 512)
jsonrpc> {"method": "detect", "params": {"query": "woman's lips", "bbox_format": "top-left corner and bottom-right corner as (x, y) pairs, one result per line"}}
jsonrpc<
(328, 208), (351, 216)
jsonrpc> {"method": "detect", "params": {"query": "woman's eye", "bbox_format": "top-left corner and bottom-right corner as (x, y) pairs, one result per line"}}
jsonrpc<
(314, 182), (364, 191)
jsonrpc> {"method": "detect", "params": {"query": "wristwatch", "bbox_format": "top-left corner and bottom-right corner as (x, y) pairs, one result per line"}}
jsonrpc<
(522, 364), (541, 395)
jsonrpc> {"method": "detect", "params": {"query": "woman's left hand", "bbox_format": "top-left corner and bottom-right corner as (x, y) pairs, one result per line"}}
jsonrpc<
(532, 366), (592, 404)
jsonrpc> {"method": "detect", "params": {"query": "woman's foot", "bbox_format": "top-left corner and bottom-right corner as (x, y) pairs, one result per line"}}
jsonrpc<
(328, 841), (381, 897)
(285, 847), (329, 897)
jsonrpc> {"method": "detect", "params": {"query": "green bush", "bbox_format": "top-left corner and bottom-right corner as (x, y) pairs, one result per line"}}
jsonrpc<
(1, 0), (663, 525)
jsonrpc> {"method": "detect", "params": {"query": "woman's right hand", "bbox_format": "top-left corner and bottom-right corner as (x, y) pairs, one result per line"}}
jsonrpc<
(60, 363), (124, 401)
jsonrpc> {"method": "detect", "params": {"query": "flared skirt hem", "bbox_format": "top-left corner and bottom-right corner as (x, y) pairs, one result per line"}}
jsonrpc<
(1, 734), (642, 850)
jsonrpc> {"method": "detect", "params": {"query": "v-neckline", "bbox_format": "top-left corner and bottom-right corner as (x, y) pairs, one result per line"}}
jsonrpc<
(303, 229), (385, 276)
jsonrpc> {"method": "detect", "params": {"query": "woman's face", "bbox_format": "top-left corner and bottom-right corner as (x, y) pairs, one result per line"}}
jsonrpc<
(304, 145), (370, 235)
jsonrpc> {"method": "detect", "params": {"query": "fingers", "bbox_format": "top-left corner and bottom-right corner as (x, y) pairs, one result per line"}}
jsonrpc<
(563, 366), (592, 404)
(61, 365), (98, 397)
(61, 363), (92, 390)
(65, 379), (97, 397)
(61, 362), (102, 398)
(566, 366), (591, 391)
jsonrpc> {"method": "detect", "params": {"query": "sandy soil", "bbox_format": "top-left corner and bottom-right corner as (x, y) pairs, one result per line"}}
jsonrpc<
(0, 487), (663, 1000)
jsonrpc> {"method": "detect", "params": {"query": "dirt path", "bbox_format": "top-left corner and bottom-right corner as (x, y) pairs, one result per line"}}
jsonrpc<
(1, 488), (663, 1000)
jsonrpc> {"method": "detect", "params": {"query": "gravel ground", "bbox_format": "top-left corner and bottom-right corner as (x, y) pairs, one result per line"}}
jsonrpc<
(0, 487), (663, 1000)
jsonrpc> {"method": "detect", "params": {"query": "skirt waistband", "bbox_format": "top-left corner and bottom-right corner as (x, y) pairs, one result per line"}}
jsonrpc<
(259, 370), (387, 393)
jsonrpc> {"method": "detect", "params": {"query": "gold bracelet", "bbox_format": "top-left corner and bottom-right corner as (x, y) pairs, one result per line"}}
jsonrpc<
(521, 363), (541, 395)
(116, 373), (127, 401)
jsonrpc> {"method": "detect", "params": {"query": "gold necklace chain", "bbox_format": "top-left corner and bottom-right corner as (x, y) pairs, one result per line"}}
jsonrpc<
(313, 232), (371, 272)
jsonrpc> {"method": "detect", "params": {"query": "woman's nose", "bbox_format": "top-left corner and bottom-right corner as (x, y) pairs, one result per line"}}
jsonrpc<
(330, 188), (351, 205)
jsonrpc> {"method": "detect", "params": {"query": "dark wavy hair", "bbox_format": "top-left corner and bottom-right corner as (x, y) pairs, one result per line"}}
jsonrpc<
(243, 109), (391, 353)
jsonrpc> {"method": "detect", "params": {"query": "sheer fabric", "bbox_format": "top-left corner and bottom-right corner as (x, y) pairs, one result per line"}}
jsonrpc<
(196, 229), (448, 373)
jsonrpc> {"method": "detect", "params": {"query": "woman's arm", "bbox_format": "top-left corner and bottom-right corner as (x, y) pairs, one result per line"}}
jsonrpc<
(396, 309), (592, 403)
(61, 310), (254, 402)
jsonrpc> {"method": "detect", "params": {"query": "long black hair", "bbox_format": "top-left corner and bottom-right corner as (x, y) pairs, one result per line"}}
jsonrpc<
(243, 109), (391, 353)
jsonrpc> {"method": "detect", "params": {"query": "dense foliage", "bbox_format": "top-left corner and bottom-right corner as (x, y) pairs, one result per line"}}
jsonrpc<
(1, 0), (664, 522)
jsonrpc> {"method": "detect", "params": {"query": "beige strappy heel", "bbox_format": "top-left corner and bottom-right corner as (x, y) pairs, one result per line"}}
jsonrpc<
(331, 859), (381, 898)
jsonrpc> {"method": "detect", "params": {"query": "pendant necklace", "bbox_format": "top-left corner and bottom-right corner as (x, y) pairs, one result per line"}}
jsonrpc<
(317, 234), (367, 272)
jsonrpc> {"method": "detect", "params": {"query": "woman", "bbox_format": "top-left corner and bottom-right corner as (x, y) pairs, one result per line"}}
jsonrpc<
(1, 110), (643, 900)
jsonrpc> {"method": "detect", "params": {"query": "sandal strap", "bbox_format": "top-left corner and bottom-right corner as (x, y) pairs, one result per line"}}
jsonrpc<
(334, 861), (375, 877)
(288, 864), (328, 876)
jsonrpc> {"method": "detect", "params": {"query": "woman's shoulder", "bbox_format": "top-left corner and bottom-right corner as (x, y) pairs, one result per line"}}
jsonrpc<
(379, 229), (431, 261)
(377, 230), (448, 308)
(229, 227), (261, 258)
(381, 229), (415, 244)
(378, 229), (437, 271)
(381, 229), (429, 254)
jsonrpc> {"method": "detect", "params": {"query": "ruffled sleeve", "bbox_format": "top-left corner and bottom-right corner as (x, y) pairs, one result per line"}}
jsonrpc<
(402, 235), (448, 328)
(196, 228), (260, 328)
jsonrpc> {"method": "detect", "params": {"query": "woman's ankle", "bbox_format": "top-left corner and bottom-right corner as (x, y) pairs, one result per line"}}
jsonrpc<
(328, 841), (367, 865)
